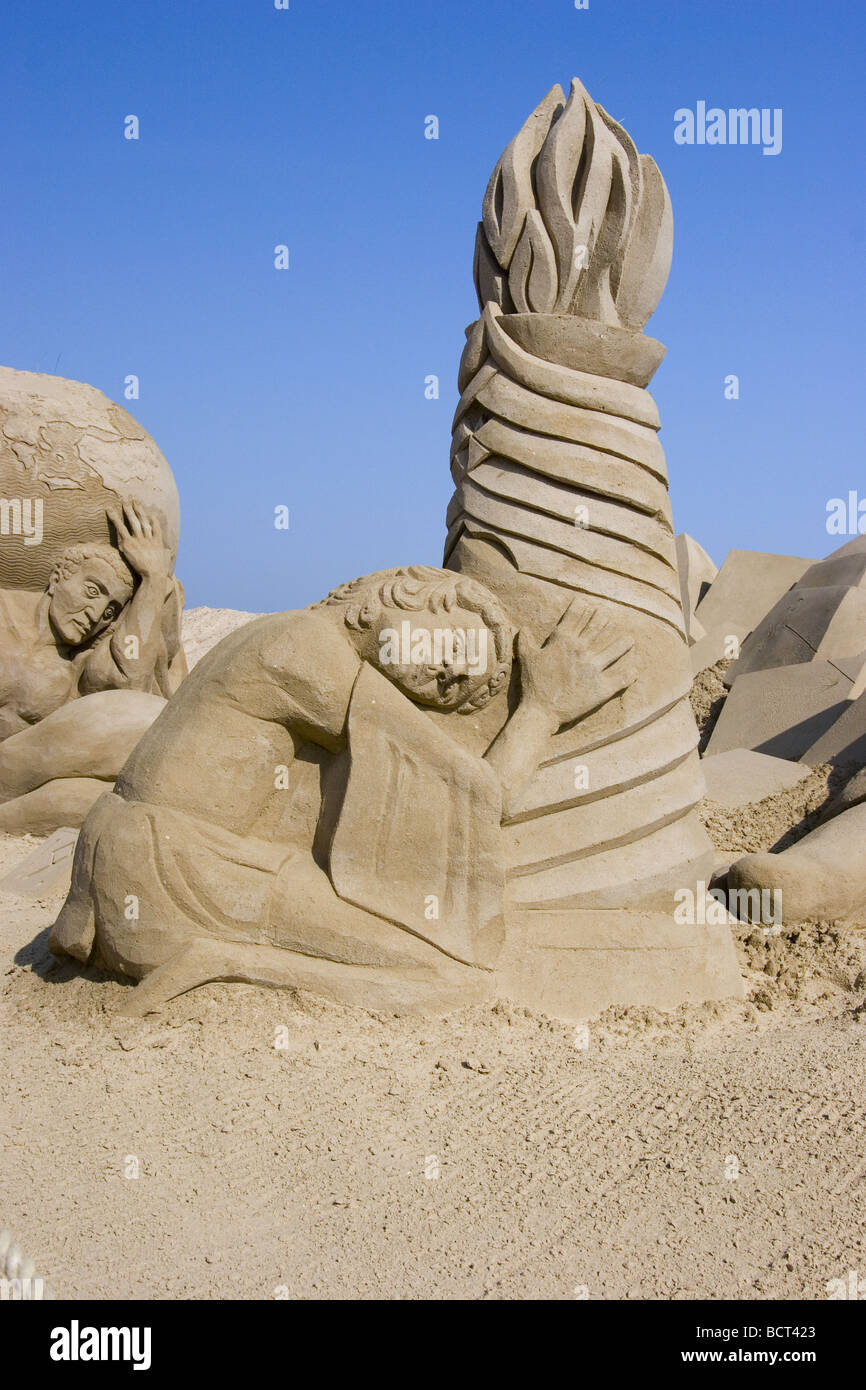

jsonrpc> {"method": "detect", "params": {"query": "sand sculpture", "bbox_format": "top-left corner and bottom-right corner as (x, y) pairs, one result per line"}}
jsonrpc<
(446, 80), (712, 911)
(724, 768), (866, 925)
(50, 78), (745, 1018)
(696, 535), (866, 925)
(0, 368), (187, 833)
(52, 569), (639, 1013)
(727, 800), (866, 924)
(725, 536), (866, 684)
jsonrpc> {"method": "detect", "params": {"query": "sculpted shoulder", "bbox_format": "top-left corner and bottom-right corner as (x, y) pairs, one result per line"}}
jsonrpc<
(189, 607), (354, 680)
(0, 589), (79, 730)
(253, 607), (362, 743)
(164, 606), (362, 745)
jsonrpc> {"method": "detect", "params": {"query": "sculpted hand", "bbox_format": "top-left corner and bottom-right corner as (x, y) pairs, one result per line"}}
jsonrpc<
(517, 600), (634, 728)
(107, 502), (170, 582)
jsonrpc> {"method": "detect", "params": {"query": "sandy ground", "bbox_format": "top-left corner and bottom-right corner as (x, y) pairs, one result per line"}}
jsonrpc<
(2, 617), (865, 1301)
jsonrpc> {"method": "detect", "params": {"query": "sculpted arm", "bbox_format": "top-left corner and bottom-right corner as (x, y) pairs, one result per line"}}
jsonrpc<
(260, 610), (364, 753)
(485, 602), (633, 818)
(80, 503), (174, 694)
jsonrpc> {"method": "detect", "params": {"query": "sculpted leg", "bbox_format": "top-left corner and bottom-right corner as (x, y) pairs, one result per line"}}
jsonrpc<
(727, 802), (866, 924)
(49, 791), (116, 960)
(52, 789), (492, 1014)
(0, 777), (112, 834)
(120, 854), (495, 1016)
(118, 936), (493, 1018)
(266, 856), (477, 971)
(49, 784), (492, 1017)
(0, 690), (165, 831)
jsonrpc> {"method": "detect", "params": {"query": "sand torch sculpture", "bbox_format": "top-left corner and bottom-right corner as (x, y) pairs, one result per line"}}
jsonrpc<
(445, 80), (742, 1013)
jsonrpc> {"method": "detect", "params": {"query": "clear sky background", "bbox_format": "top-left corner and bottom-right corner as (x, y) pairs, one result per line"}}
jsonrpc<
(1, 0), (863, 610)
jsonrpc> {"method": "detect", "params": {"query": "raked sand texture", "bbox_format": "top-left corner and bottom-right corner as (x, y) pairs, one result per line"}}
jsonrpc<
(2, 821), (864, 1301)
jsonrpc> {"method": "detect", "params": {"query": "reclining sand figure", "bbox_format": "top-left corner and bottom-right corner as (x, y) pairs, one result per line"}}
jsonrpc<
(724, 767), (866, 925)
(50, 565), (633, 1015)
(0, 502), (185, 833)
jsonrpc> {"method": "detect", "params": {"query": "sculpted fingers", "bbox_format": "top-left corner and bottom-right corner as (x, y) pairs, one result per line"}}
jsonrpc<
(600, 644), (636, 699)
(131, 499), (156, 538)
(139, 503), (157, 539)
(123, 502), (144, 537)
(550, 599), (596, 646)
(597, 635), (634, 669)
(559, 602), (635, 672)
(106, 507), (127, 541)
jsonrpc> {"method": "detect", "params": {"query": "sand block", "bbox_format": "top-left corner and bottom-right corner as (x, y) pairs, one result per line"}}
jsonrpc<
(704, 657), (866, 761)
(702, 749), (812, 808)
(0, 827), (79, 898)
(801, 690), (866, 767)
(826, 765), (866, 815)
(797, 534), (866, 591)
(688, 613), (707, 645)
(676, 533), (717, 644)
(727, 536), (866, 684)
(693, 550), (813, 644)
(690, 620), (750, 674)
(497, 907), (744, 1021)
(728, 586), (866, 682)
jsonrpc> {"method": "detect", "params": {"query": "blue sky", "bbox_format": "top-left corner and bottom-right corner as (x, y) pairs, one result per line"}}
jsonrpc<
(1, 0), (863, 609)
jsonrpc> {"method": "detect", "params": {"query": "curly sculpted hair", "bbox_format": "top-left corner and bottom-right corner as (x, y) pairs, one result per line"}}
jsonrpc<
(46, 543), (136, 602)
(315, 564), (513, 712)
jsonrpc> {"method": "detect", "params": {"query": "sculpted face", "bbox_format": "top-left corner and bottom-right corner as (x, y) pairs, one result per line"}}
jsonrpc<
(373, 604), (504, 710)
(48, 558), (132, 647)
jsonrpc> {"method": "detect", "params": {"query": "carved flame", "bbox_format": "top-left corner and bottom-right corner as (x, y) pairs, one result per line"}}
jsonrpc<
(474, 79), (673, 330)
